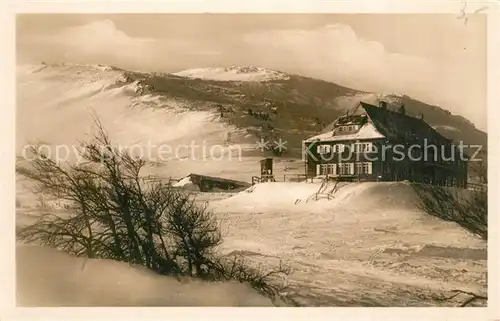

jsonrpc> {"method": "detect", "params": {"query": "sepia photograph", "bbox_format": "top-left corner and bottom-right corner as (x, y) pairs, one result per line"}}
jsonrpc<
(14, 12), (489, 308)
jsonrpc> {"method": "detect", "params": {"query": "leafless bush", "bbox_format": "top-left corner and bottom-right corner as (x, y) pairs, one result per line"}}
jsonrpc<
(205, 255), (291, 298)
(411, 161), (487, 240)
(16, 117), (290, 303)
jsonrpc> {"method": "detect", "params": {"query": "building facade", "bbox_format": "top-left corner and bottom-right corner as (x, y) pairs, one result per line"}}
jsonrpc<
(303, 101), (468, 188)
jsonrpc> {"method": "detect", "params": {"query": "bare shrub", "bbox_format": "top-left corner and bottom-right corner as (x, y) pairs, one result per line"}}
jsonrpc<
(411, 160), (487, 240)
(16, 117), (290, 304)
(206, 255), (291, 297)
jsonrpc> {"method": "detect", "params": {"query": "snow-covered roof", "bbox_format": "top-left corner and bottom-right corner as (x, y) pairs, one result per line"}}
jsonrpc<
(305, 101), (455, 145)
(361, 102), (452, 144)
(304, 123), (385, 143)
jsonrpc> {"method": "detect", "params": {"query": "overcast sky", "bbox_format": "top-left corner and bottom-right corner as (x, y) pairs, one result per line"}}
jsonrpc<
(16, 14), (486, 131)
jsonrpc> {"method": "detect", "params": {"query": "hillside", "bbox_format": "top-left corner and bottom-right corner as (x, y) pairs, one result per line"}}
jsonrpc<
(16, 63), (487, 177)
(124, 66), (487, 157)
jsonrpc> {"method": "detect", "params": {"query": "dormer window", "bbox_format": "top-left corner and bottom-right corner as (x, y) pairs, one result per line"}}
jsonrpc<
(336, 125), (359, 135)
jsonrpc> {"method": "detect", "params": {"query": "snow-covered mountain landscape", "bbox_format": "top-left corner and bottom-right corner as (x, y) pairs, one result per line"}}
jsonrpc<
(15, 62), (487, 307)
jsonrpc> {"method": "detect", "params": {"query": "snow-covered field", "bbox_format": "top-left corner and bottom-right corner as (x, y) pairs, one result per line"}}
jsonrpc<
(16, 178), (487, 306)
(206, 182), (486, 306)
(15, 63), (487, 307)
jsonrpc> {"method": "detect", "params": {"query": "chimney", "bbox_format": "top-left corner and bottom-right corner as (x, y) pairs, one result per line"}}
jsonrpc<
(399, 104), (406, 115)
(379, 101), (387, 109)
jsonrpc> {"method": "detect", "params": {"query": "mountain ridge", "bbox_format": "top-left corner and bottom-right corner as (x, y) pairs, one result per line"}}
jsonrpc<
(18, 63), (487, 159)
(124, 65), (486, 152)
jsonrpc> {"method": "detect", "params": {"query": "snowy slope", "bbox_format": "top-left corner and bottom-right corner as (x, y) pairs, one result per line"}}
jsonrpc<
(209, 181), (486, 306)
(172, 66), (290, 82)
(16, 63), (251, 168)
(17, 244), (273, 307)
(15, 176), (487, 306)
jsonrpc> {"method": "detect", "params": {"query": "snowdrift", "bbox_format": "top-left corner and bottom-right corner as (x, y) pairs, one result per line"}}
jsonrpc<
(212, 181), (421, 212)
(210, 180), (485, 301)
(16, 244), (273, 307)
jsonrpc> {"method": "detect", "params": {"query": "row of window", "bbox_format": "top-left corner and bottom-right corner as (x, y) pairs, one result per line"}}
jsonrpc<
(336, 125), (359, 133)
(317, 142), (375, 154)
(316, 162), (373, 176)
